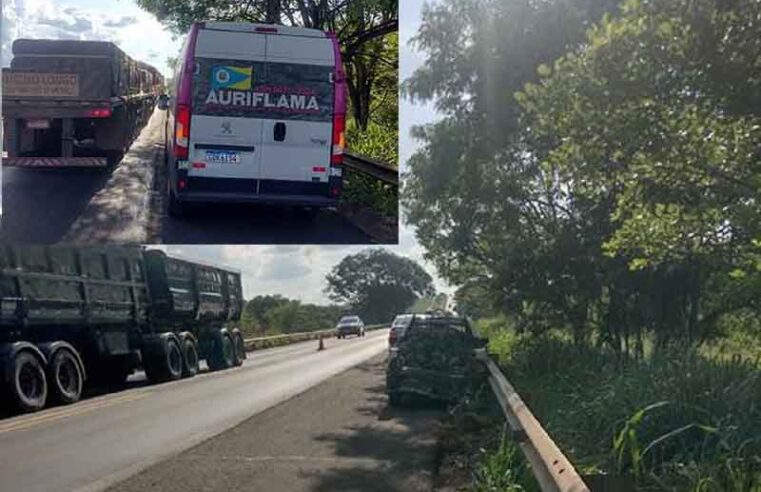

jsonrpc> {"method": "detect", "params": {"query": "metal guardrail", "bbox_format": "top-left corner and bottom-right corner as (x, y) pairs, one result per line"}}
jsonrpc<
(244, 323), (388, 348)
(343, 151), (399, 186)
(477, 350), (590, 492)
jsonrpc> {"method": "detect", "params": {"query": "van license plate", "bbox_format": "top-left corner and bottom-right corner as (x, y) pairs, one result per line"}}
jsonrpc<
(205, 150), (240, 164)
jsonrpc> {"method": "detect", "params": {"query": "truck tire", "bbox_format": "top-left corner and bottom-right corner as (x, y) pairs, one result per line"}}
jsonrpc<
(388, 391), (402, 407)
(48, 347), (83, 405)
(232, 329), (246, 364)
(9, 351), (48, 413)
(145, 335), (183, 383)
(208, 330), (235, 371)
(181, 336), (199, 377)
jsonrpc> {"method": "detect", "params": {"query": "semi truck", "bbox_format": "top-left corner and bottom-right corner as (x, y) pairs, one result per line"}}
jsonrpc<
(2, 39), (164, 168)
(0, 245), (246, 413)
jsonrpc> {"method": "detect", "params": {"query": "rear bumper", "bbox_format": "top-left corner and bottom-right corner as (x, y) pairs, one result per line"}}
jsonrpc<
(177, 191), (337, 208)
(3, 157), (107, 168)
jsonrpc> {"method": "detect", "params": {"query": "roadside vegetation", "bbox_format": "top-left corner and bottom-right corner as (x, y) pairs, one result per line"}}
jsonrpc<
(405, 0), (761, 490)
(139, 0), (399, 217)
(233, 249), (433, 337)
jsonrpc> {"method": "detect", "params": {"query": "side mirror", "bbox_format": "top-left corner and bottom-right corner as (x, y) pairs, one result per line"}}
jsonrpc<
(157, 94), (169, 110)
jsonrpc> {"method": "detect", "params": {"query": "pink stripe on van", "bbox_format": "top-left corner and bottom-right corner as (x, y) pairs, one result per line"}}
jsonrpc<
(326, 31), (347, 116)
(177, 22), (203, 106)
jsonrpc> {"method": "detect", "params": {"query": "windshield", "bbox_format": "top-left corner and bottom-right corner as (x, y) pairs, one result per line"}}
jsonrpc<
(338, 316), (359, 325)
(392, 314), (413, 327)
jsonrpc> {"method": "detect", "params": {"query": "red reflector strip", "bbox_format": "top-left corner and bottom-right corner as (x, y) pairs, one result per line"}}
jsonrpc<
(312, 166), (326, 172)
(192, 162), (206, 169)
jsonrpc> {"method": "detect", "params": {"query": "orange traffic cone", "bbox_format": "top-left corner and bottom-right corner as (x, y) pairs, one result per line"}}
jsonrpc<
(317, 334), (325, 351)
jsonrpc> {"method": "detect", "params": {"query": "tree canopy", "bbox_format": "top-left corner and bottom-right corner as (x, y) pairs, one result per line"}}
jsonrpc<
(325, 249), (435, 323)
(405, 0), (761, 351)
(136, 0), (398, 136)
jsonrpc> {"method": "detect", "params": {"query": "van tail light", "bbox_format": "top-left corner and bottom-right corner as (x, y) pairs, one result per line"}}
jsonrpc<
(174, 104), (191, 160)
(331, 114), (345, 166)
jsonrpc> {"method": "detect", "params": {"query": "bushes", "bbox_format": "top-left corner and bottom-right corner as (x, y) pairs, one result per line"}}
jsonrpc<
(482, 326), (761, 491)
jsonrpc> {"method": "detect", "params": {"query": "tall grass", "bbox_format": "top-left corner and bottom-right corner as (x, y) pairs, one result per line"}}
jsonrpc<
(478, 326), (761, 491)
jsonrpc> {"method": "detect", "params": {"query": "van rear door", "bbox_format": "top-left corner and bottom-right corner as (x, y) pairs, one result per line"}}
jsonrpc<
(188, 28), (266, 191)
(258, 32), (335, 192)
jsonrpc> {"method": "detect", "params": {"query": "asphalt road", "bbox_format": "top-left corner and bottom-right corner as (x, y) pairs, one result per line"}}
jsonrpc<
(1, 109), (373, 244)
(1, 166), (112, 243)
(0, 329), (389, 492)
(109, 352), (443, 492)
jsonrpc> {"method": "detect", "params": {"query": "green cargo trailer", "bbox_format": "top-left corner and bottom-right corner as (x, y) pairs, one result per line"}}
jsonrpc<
(0, 245), (245, 413)
(2, 39), (165, 168)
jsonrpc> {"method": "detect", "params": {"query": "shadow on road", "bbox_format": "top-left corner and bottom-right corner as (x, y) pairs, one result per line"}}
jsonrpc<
(1, 166), (114, 243)
(303, 360), (445, 492)
(159, 201), (372, 244)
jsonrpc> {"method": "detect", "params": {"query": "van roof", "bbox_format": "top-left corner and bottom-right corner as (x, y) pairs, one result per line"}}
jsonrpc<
(202, 22), (328, 38)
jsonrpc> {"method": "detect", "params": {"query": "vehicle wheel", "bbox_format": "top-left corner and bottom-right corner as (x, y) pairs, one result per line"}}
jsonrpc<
(221, 332), (236, 368)
(167, 184), (185, 217)
(232, 329), (246, 364)
(181, 337), (199, 378)
(208, 331), (235, 371)
(145, 336), (183, 382)
(48, 348), (83, 405)
(9, 351), (48, 413)
(388, 392), (402, 407)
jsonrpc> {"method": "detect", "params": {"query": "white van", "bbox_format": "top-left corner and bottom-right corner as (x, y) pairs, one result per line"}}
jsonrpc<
(160, 22), (347, 216)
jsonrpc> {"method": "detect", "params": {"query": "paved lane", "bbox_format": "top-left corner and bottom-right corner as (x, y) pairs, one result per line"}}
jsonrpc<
(0, 329), (389, 492)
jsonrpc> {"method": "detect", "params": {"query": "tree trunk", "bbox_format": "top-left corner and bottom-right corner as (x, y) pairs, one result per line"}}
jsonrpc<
(265, 0), (281, 24)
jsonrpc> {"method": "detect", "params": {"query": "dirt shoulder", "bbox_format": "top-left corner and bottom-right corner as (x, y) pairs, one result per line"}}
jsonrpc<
(108, 353), (443, 492)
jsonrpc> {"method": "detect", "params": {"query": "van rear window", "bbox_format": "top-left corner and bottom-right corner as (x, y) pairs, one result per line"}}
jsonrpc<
(192, 58), (333, 122)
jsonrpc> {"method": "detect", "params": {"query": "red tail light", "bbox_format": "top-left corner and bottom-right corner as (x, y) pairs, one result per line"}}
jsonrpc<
(174, 104), (191, 160)
(389, 329), (397, 345)
(87, 107), (111, 118)
(331, 114), (345, 166)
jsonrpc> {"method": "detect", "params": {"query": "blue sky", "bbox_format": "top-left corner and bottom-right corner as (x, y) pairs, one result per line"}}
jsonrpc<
(1, 0), (445, 305)
(1, 0), (182, 74)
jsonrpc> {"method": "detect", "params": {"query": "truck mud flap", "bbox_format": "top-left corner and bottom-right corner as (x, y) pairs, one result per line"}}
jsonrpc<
(3, 157), (108, 168)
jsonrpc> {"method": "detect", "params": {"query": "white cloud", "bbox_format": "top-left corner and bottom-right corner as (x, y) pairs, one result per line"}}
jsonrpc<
(1, 0), (181, 75)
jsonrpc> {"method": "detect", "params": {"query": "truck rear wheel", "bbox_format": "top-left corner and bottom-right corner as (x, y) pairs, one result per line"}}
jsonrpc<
(48, 348), (83, 405)
(145, 336), (183, 383)
(232, 329), (246, 365)
(181, 336), (199, 377)
(208, 331), (235, 371)
(10, 351), (48, 413)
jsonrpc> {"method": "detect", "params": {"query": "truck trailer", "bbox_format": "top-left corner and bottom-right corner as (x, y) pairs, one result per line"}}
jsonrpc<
(0, 245), (245, 413)
(2, 39), (164, 168)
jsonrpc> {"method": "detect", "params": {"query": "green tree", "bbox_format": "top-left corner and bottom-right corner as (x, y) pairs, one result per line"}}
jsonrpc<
(243, 294), (291, 332)
(325, 249), (435, 323)
(136, 0), (397, 133)
(404, 0), (761, 350)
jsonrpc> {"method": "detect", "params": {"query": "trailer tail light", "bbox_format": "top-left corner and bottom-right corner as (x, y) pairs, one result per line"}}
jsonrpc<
(87, 107), (112, 118)
(174, 104), (191, 160)
(331, 114), (345, 166)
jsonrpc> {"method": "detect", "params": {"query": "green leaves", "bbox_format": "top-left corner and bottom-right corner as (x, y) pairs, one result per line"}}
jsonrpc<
(324, 249), (435, 323)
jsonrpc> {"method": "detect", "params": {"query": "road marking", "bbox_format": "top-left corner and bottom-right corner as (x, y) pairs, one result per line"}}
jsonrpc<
(0, 391), (151, 435)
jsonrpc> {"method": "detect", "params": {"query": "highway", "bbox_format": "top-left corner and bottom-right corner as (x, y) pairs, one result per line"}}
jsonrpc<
(0, 109), (374, 244)
(0, 329), (389, 492)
